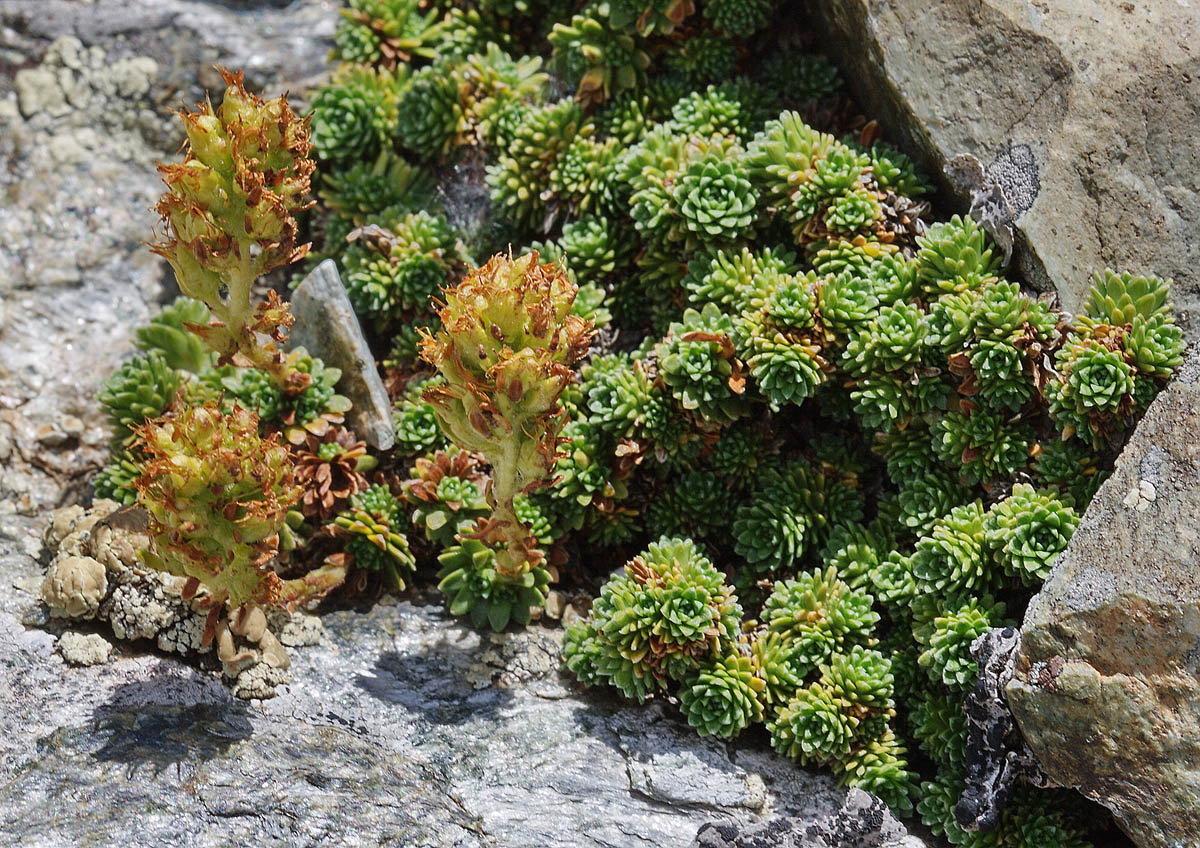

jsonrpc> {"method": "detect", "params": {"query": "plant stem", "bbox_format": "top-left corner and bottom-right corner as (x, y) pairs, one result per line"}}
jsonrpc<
(488, 436), (530, 579)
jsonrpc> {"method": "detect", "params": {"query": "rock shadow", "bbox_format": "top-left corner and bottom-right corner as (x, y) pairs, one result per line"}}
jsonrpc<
(355, 647), (515, 726)
(88, 677), (253, 774)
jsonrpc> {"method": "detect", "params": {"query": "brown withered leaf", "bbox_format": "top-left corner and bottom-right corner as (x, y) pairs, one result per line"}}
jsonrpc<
(679, 331), (736, 359)
(728, 366), (747, 394)
(947, 351), (972, 377)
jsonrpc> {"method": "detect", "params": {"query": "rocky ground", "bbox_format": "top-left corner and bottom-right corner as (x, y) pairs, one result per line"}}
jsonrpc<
(0, 2), (926, 846)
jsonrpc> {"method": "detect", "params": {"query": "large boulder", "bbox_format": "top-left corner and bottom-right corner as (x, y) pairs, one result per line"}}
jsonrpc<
(1003, 346), (1200, 848)
(815, 0), (1200, 334)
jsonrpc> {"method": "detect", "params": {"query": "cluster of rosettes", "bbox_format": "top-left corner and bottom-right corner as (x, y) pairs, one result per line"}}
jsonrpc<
(280, 5), (1186, 845)
(331, 483), (416, 591)
(339, 210), (472, 347)
(749, 569), (913, 812)
(97, 298), (358, 507)
(1046, 270), (1184, 447)
(564, 538), (749, 714)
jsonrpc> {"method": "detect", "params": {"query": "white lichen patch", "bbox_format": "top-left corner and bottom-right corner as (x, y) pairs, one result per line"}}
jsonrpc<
(1122, 479), (1156, 512)
(156, 604), (211, 655)
(275, 612), (326, 648)
(219, 607), (294, 700)
(467, 628), (562, 690)
(13, 36), (157, 123)
(56, 631), (113, 666)
(102, 576), (191, 642)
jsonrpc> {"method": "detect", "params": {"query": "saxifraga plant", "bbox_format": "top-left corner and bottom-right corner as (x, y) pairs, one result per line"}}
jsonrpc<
(419, 251), (594, 629)
(111, 69), (376, 629)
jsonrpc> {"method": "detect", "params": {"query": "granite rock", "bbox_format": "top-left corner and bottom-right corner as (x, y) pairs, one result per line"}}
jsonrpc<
(815, 0), (1200, 334)
(1004, 346), (1200, 848)
(0, 544), (931, 846)
(289, 260), (396, 450)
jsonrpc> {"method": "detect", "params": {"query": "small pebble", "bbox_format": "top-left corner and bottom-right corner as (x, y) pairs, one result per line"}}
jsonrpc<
(1121, 479), (1156, 512)
(543, 590), (566, 620)
(60, 415), (84, 439)
(36, 423), (67, 447)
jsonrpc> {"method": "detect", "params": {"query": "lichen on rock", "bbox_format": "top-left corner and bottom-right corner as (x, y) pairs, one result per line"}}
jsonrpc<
(55, 631), (113, 666)
(37, 499), (311, 699)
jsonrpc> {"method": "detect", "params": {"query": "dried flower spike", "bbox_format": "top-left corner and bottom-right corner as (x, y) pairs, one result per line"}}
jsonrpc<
(420, 251), (594, 628)
(151, 68), (315, 388)
(133, 400), (301, 636)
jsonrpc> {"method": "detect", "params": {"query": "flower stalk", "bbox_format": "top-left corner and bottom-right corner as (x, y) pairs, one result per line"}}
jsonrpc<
(151, 67), (315, 391)
(419, 251), (594, 626)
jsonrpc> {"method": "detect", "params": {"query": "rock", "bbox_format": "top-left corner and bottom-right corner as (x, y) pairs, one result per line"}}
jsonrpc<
(0, 558), (933, 847)
(0, 423), (13, 463)
(814, 0), (1200, 334)
(56, 631), (112, 666)
(289, 260), (396, 450)
(692, 789), (923, 848)
(1004, 346), (1200, 848)
(543, 589), (566, 620)
(955, 628), (1045, 833)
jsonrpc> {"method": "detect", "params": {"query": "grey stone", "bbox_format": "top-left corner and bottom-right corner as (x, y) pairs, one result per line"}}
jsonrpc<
(1004, 347), (1200, 848)
(815, 0), (1200, 334)
(692, 789), (924, 848)
(289, 259), (396, 450)
(0, 544), (932, 846)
